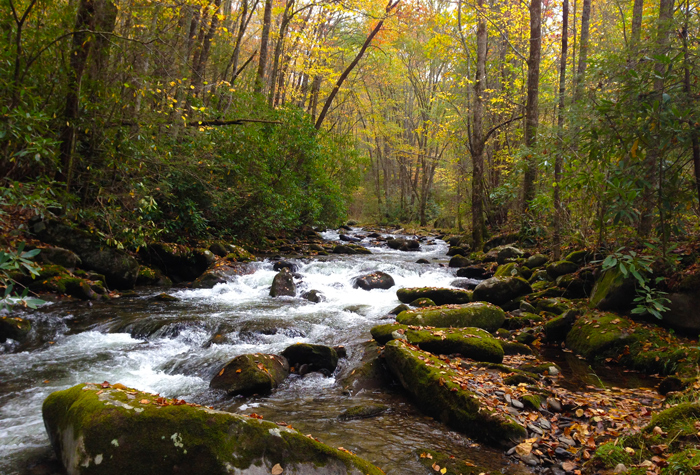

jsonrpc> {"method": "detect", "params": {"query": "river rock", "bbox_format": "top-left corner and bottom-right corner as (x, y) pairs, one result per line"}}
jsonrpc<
(210, 353), (289, 396)
(396, 302), (505, 332)
(449, 255), (471, 268)
(496, 246), (524, 264)
(30, 274), (99, 300)
(339, 234), (361, 242)
(546, 260), (579, 278)
(473, 277), (532, 306)
(662, 292), (700, 335)
(456, 266), (491, 279)
(524, 254), (548, 269)
(270, 268), (296, 297)
(282, 343), (339, 373)
(416, 258), (430, 264)
(409, 298), (436, 307)
(396, 287), (472, 305)
(0, 316), (32, 342)
(371, 324), (504, 363)
(30, 218), (140, 289)
(353, 271), (395, 291)
(494, 262), (520, 278)
(273, 260), (298, 272)
(136, 266), (172, 287)
(192, 262), (253, 289)
(333, 244), (372, 255)
(389, 303), (410, 315)
(301, 289), (324, 302)
(140, 243), (214, 283)
(383, 340), (526, 445)
(556, 268), (595, 298)
(589, 268), (637, 311)
(36, 246), (82, 270)
(544, 309), (580, 342)
(43, 383), (383, 475)
(483, 233), (520, 252)
(338, 404), (388, 421)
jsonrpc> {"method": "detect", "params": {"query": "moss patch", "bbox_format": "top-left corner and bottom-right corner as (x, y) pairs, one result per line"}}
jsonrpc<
(396, 287), (472, 306)
(396, 302), (505, 332)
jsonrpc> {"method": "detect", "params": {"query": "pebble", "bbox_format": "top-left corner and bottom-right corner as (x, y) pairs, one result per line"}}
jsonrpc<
(505, 394), (512, 404)
(554, 447), (573, 458)
(614, 463), (628, 473)
(558, 436), (576, 447)
(547, 397), (563, 412)
(548, 366), (560, 376)
(520, 453), (540, 466)
(538, 418), (552, 430)
(506, 407), (521, 417)
(511, 399), (524, 409)
(528, 424), (544, 435)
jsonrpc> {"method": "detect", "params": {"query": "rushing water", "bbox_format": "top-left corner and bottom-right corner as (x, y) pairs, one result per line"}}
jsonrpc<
(0, 229), (530, 474)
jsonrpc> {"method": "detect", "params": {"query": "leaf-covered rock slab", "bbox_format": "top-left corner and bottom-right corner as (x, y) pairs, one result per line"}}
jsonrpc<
(396, 287), (472, 306)
(383, 340), (526, 445)
(43, 383), (384, 475)
(396, 302), (505, 332)
(210, 353), (289, 396)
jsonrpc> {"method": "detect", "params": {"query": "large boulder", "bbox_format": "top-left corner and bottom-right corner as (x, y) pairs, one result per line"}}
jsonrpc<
(472, 277), (532, 306)
(589, 268), (637, 311)
(664, 292), (700, 335)
(383, 340), (526, 445)
(448, 255), (471, 268)
(0, 315), (31, 342)
(210, 353), (289, 396)
(43, 383), (383, 475)
(269, 268), (296, 297)
(30, 219), (139, 289)
(396, 302), (505, 332)
(192, 263), (253, 289)
(565, 312), (636, 361)
(396, 287), (472, 306)
(456, 266), (492, 279)
(140, 243), (215, 283)
(524, 254), (548, 269)
(36, 246), (82, 270)
(545, 260), (579, 278)
(353, 271), (395, 291)
(371, 324), (504, 363)
(281, 343), (339, 373)
(495, 246), (524, 265)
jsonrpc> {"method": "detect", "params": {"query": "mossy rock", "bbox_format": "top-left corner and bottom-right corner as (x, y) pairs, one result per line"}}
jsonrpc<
(585, 442), (632, 472)
(483, 233), (521, 252)
(524, 254), (548, 269)
(31, 275), (98, 300)
(396, 287), (472, 305)
(556, 270), (595, 299)
(337, 405), (388, 421)
(409, 298), (436, 307)
(494, 262), (520, 278)
(503, 373), (538, 386)
(389, 304), (410, 315)
(519, 362), (561, 375)
(499, 341), (533, 355)
(544, 310), (579, 342)
(448, 255), (471, 268)
(546, 260), (579, 278)
(644, 402), (700, 435)
(494, 246), (524, 265)
(528, 269), (552, 284)
(521, 394), (543, 410)
(36, 246), (82, 269)
(383, 340), (526, 446)
(372, 324), (504, 363)
(333, 244), (372, 255)
(136, 266), (172, 287)
(0, 315), (32, 342)
(472, 277), (532, 306)
(535, 298), (572, 315)
(42, 383), (384, 475)
(396, 302), (505, 332)
(565, 312), (636, 361)
(565, 250), (594, 265)
(282, 343), (338, 373)
(589, 267), (637, 311)
(663, 448), (700, 474)
(529, 287), (566, 299)
(337, 341), (390, 394)
(504, 312), (544, 330)
(192, 263), (253, 289)
(415, 448), (488, 475)
(210, 353), (289, 396)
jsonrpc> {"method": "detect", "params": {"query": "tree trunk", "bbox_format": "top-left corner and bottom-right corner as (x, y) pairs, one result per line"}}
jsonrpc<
(268, 0), (295, 106)
(254, 0), (273, 94)
(57, 0), (96, 191)
(639, 0), (675, 236)
(471, 0), (487, 249)
(631, 0), (644, 53)
(683, 0), (700, 208)
(192, 0), (222, 95)
(521, 0), (542, 215)
(554, 0), (569, 260)
(574, 0), (591, 100)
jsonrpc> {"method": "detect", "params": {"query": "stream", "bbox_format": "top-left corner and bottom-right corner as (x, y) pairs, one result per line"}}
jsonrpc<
(0, 228), (655, 474)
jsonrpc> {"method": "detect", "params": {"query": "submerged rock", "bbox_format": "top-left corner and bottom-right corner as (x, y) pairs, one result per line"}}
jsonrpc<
(270, 268), (296, 297)
(282, 343), (339, 374)
(396, 302), (506, 332)
(396, 287), (472, 306)
(473, 277), (532, 306)
(192, 262), (253, 289)
(301, 289), (324, 302)
(338, 404), (388, 421)
(210, 353), (289, 396)
(383, 340), (526, 445)
(353, 271), (395, 291)
(43, 383), (383, 475)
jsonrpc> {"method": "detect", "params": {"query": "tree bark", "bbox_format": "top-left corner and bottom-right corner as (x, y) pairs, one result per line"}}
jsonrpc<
(268, 0), (295, 106)
(254, 0), (273, 94)
(521, 0), (542, 215)
(554, 0), (569, 260)
(574, 0), (591, 100)
(192, 0), (222, 95)
(315, 0), (401, 130)
(682, 0), (700, 208)
(631, 0), (644, 53)
(471, 0), (487, 249)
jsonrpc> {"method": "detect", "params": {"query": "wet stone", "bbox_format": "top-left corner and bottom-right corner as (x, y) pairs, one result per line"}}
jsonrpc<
(558, 436), (576, 447)
(511, 399), (524, 409)
(528, 424), (544, 435)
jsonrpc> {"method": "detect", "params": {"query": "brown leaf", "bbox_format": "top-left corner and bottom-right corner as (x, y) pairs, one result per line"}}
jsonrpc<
(271, 463), (283, 475)
(100, 381), (111, 388)
(561, 461), (576, 471)
(139, 399), (150, 405)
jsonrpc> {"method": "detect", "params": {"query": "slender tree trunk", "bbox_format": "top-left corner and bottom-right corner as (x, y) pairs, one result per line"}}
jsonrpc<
(631, 0), (644, 52)
(315, 0), (400, 130)
(57, 0), (96, 190)
(554, 0), (569, 260)
(254, 0), (273, 94)
(471, 0), (487, 249)
(683, 0), (700, 208)
(268, 0), (295, 106)
(639, 0), (675, 236)
(574, 0), (591, 100)
(521, 0), (542, 215)
(192, 0), (222, 95)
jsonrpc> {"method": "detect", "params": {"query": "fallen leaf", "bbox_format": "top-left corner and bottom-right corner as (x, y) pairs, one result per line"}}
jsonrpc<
(271, 463), (283, 475)
(101, 381), (110, 388)
(562, 461), (576, 471)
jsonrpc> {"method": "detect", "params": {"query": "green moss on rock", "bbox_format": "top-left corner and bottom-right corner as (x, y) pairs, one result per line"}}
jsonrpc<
(210, 353), (289, 396)
(0, 316), (32, 342)
(43, 383), (384, 475)
(396, 302), (505, 332)
(472, 277), (532, 306)
(409, 298), (436, 307)
(589, 268), (637, 311)
(383, 340), (526, 445)
(396, 287), (472, 305)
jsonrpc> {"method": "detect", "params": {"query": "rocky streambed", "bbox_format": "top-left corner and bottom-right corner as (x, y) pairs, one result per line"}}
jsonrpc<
(1, 227), (699, 474)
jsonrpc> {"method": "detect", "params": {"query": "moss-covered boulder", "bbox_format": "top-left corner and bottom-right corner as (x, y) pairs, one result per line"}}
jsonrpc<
(396, 287), (472, 305)
(524, 254), (548, 269)
(353, 271), (395, 290)
(589, 268), (637, 311)
(545, 260), (579, 278)
(36, 246), (82, 270)
(494, 262), (520, 278)
(472, 277), (532, 306)
(281, 343), (339, 373)
(210, 353), (289, 396)
(140, 243), (214, 283)
(409, 298), (436, 307)
(0, 315), (31, 342)
(333, 244), (372, 255)
(396, 302), (505, 332)
(269, 268), (296, 297)
(383, 340), (526, 445)
(43, 383), (384, 475)
(544, 310), (579, 342)
(535, 297), (572, 315)
(565, 312), (636, 361)
(565, 250), (594, 265)
(370, 324), (504, 363)
(30, 219), (140, 289)
(136, 266), (172, 287)
(448, 255), (471, 268)
(31, 275), (99, 300)
(556, 268), (595, 299)
(456, 266), (492, 279)
(192, 263), (253, 289)
(495, 246), (524, 264)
